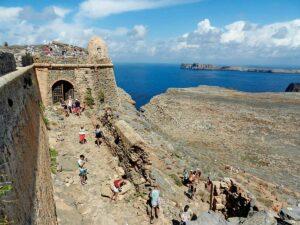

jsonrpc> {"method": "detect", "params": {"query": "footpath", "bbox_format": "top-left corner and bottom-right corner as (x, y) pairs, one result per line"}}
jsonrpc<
(47, 108), (162, 225)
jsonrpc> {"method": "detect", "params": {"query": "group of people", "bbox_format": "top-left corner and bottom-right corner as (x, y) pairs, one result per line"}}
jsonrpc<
(77, 153), (161, 224)
(183, 169), (202, 200)
(78, 124), (103, 146)
(60, 96), (85, 117)
(43, 43), (87, 58)
(76, 125), (104, 184)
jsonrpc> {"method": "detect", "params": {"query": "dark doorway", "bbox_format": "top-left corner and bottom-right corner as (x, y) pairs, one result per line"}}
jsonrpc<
(52, 80), (74, 104)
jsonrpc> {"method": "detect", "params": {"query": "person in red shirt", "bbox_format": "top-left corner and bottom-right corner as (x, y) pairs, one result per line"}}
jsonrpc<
(111, 176), (127, 201)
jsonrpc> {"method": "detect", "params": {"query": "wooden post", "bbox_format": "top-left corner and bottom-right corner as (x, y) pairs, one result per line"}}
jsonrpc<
(210, 183), (214, 210)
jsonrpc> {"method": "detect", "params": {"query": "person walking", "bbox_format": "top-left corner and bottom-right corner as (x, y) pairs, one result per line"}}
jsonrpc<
(150, 184), (160, 224)
(67, 96), (73, 114)
(94, 124), (103, 147)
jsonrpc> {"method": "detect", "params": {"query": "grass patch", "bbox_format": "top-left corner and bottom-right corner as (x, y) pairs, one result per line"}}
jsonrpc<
(98, 90), (105, 104)
(0, 216), (10, 225)
(85, 88), (95, 108)
(49, 148), (58, 174)
(39, 101), (45, 112)
(169, 174), (182, 187)
(257, 197), (273, 208)
(0, 184), (12, 198)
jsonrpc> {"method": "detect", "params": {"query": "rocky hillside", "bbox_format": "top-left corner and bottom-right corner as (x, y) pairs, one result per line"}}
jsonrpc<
(117, 86), (300, 216)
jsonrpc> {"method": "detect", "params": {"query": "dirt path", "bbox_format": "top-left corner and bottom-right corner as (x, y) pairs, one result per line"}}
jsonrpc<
(47, 108), (161, 225)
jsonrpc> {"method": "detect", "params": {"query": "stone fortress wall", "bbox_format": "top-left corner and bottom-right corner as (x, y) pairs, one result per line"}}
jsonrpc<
(0, 36), (126, 224)
(0, 66), (57, 224)
(0, 52), (16, 77)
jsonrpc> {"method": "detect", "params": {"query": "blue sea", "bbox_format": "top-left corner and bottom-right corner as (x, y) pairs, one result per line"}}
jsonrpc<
(114, 63), (300, 108)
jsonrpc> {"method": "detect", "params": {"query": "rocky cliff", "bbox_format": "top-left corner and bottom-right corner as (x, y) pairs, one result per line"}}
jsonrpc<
(116, 85), (300, 221)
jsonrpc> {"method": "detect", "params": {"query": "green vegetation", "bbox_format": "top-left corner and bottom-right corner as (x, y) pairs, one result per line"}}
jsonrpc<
(98, 90), (105, 104)
(39, 101), (50, 129)
(85, 88), (95, 108)
(169, 174), (182, 187)
(43, 116), (49, 126)
(39, 101), (45, 112)
(49, 148), (58, 174)
(0, 216), (10, 225)
(0, 184), (12, 198)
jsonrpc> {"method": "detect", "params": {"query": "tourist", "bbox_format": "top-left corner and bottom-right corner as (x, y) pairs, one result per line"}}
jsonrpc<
(186, 171), (197, 199)
(110, 176), (127, 201)
(59, 98), (69, 117)
(81, 101), (86, 113)
(94, 124), (103, 147)
(79, 126), (87, 144)
(74, 99), (81, 116)
(195, 168), (202, 184)
(182, 169), (189, 185)
(150, 184), (160, 224)
(78, 155), (88, 185)
(205, 177), (213, 191)
(180, 205), (193, 225)
(67, 96), (73, 114)
(189, 170), (196, 184)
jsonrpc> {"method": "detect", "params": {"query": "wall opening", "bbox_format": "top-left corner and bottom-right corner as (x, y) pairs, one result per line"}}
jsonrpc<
(52, 80), (74, 104)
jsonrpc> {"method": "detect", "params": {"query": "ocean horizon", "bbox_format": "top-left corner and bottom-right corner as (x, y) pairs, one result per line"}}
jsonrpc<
(114, 63), (300, 108)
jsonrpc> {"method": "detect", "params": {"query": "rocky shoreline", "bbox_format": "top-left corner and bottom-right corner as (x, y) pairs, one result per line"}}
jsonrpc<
(181, 63), (300, 74)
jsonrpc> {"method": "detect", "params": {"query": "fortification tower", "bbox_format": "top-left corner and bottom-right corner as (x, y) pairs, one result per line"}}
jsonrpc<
(34, 36), (120, 110)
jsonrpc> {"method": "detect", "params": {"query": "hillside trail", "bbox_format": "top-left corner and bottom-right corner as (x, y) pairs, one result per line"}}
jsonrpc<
(48, 108), (169, 225)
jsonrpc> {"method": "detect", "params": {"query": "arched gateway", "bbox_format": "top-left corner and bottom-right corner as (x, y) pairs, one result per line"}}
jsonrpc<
(52, 80), (74, 103)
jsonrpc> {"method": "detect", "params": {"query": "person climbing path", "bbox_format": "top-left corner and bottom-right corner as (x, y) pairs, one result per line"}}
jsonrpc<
(79, 126), (87, 144)
(180, 205), (193, 225)
(110, 176), (127, 201)
(150, 184), (160, 224)
(77, 154), (88, 185)
(94, 124), (103, 147)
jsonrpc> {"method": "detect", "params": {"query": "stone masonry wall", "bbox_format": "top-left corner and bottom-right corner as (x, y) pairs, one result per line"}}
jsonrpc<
(94, 67), (120, 110)
(0, 52), (16, 76)
(48, 69), (78, 103)
(0, 66), (57, 224)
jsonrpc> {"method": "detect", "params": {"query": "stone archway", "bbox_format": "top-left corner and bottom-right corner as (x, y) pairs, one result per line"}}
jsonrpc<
(52, 80), (74, 104)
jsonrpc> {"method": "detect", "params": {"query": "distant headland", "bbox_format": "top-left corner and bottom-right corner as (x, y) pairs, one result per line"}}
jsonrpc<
(180, 63), (300, 74)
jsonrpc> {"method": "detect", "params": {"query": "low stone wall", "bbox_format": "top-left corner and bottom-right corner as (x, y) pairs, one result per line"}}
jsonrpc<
(0, 52), (16, 76)
(0, 66), (57, 224)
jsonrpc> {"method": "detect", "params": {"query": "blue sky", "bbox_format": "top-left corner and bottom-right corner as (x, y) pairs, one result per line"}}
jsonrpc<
(0, 0), (300, 65)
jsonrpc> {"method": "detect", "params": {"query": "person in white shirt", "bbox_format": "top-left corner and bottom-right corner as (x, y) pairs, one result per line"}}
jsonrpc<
(67, 96), (73, 114)
(78, 155), (87, 185)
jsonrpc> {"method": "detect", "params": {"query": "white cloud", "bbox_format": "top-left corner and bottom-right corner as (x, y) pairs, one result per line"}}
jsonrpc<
(221, 21), (247, 43)
(166, 18), (300, 64)
(77, 0), (201, 18)
(52, 6), (71, 18)
(0, 7), (22, 22)
(0, 4), (299, 65)
(129, 25), (147, 39)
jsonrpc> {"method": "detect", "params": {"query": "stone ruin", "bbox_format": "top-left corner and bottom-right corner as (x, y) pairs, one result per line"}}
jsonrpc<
(211, 178), (257, 219)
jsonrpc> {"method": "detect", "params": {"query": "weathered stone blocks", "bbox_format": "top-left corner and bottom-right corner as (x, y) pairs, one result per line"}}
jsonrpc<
(0, 52), (16, 76)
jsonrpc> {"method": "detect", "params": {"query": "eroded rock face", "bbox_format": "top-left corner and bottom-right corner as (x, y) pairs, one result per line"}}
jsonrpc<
(212, 178), (256, 218)
(87, 36), (109, 63)
(141, 86), (300, 196)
